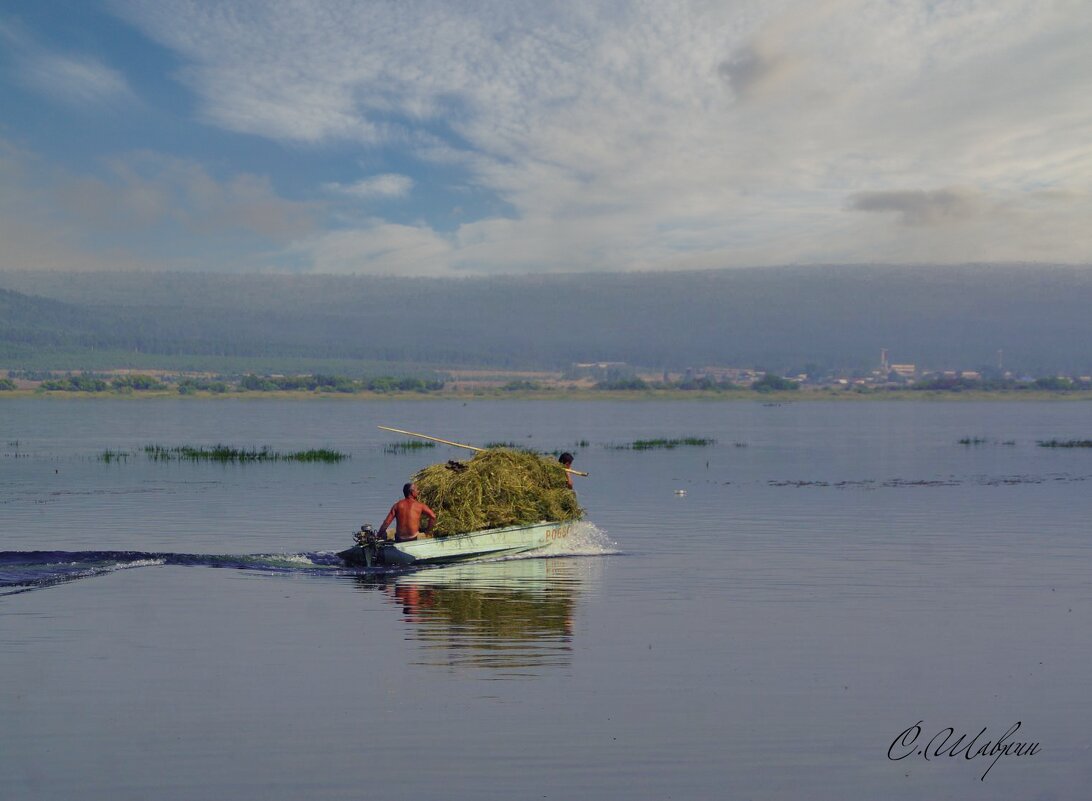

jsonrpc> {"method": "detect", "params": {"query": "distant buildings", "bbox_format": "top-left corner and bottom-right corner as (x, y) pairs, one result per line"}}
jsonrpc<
(567, 352), (1090, 391)
(694, 366), (761, 385)
(565, 362), (635, 381)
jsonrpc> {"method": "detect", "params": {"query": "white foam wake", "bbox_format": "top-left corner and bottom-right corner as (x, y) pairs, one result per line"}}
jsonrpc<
(112, 558), (167, 570)
(533, 520), (619, 558)
(250, 553), (320, 566)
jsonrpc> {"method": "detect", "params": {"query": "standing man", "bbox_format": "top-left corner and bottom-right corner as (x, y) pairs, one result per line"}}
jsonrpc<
(558, 452), (575, 490)
(379, 482), (437, 542)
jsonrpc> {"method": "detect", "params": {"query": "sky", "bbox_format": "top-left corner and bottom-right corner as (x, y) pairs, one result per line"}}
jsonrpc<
(0, 0), (1089, 276)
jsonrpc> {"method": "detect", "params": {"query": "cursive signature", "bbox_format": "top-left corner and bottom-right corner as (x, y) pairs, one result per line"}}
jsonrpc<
(888, 720), (1041, 780)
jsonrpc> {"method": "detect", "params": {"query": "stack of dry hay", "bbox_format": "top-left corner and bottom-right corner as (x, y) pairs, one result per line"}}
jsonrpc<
(413, 448), (583, 536)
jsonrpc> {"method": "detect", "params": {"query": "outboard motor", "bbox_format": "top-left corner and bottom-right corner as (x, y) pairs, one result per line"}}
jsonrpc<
(338, 523), (385, 567)
(355, 523), (381, 567)
(353, 523), (377, 546)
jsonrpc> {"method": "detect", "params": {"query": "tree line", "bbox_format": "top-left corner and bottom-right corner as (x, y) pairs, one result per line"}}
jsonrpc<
(24, 373), (446, 395)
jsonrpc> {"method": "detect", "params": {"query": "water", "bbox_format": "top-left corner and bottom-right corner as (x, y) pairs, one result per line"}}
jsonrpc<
(2, 399), (1091, 800)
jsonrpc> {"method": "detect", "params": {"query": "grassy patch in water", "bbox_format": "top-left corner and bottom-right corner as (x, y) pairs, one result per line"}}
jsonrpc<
(383, 440), (437, 454)
(480, 441), (542, 454)
(1037, 439), (1092, 448)
(607, 437), (717, 450)
(98, 449), (130, 463)
(142, 444), (348, 462)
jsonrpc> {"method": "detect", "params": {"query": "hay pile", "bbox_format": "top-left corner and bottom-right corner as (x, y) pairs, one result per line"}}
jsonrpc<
(413, 448), (583, 536)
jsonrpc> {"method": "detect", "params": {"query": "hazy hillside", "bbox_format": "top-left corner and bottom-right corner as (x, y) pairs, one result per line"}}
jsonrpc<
(1, 265), (1090, 374)
(0, 288), (126, 348)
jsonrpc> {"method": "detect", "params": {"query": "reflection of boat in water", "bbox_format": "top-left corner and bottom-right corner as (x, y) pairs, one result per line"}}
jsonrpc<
(352, 557), (600, 672)
(337, 520), (574, 566)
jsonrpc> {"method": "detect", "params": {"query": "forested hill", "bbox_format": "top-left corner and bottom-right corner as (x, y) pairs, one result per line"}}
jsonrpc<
(0, 288), (123, 348)
(1, 264), (1090, 374)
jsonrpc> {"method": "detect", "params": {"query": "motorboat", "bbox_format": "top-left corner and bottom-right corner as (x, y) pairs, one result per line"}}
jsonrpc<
(337, 521), (573, 567)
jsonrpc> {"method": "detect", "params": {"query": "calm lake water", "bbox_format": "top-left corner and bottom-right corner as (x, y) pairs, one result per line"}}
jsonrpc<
(2, 398), (1091, 800)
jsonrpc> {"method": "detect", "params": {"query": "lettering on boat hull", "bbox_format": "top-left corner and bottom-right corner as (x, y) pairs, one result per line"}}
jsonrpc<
(545, 525), (571, 541)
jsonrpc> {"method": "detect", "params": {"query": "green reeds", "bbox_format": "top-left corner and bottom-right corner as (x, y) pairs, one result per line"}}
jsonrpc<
(142, 444), (347, 462)
(289, 449), (350, 462)
(958, 437), (988, 445)
(1037, 439), (1092, 448)
(383, 440), (437, 454)
(607, 437), (717, 450)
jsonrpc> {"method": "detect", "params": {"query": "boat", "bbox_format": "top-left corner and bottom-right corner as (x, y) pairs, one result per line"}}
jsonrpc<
(337, 520), (574, 567)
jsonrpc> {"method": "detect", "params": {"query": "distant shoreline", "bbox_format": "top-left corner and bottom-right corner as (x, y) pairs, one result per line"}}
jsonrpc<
(3, 388), (1091, 402)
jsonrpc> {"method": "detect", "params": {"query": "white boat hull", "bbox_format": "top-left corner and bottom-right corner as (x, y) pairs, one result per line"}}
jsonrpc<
(338, 521), (574, 566)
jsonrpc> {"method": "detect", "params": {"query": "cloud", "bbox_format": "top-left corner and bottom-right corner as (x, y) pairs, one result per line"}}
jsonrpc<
(292, 223), (452, 275)
(844, 185), (1092, 264)
(60, 152), (317, 240)
(41, 1), (1092, 271)
(0, 19), (134, 106)
(848, 188), (987, 226)
(324, 174), (414, 199)
(0, 140), (317, 271)
(717, 44), (797, 103)
(22, 52), (133, 106)
(714, 0), (853, 104)
(834, 184), (1092, 264)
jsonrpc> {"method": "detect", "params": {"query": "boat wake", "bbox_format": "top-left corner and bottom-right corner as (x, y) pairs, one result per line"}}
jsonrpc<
(498, 521), (618, 560)
(0, 550), (359, 596)
(1, 550), (167, 596)
(0, 522), (617, 596)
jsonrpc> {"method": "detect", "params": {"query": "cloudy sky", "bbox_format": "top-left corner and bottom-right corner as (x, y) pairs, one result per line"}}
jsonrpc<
(1, 0), (1089, 275)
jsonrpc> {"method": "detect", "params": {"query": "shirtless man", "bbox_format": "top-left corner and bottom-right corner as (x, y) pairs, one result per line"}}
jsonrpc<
(558, 452), (575, 489)
(379, 482), (437, 542)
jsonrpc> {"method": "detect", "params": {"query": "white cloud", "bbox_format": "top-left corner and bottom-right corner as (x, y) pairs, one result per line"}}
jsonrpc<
(88, 1), (1092, 271)
(1, 19), (134, 106)
(24, 53), (133, 106)
(325, 174), (414, 199)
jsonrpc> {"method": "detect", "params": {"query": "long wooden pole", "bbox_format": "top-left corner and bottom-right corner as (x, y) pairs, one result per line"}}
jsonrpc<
(377, 425), (589, 477)
(378, 425), (484, 453)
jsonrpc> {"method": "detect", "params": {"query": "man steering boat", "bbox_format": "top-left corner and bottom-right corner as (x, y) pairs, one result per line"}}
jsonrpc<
(378, 482), (437, 542)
